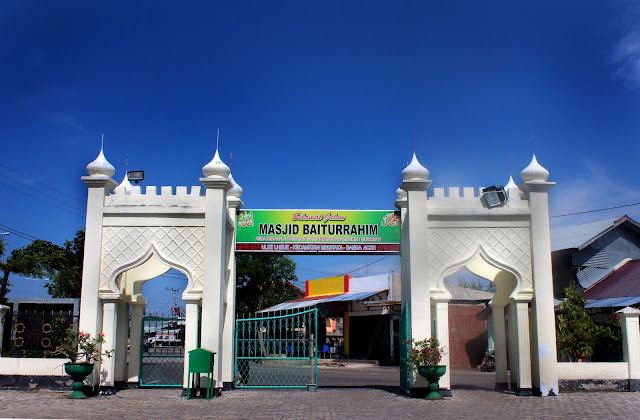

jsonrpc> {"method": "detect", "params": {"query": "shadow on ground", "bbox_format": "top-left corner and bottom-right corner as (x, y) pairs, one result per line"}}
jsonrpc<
(318, 365), (504, 395)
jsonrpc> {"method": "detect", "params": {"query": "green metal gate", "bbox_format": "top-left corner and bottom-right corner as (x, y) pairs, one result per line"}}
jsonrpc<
(140, 316), (185, 387)
(235, 307), (318, 388)
(399, 300), (410, 394)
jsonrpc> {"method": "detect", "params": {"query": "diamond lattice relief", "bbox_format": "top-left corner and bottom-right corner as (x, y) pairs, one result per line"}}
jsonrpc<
(428, 227), (531, 286)
(100, 226), (205, 291)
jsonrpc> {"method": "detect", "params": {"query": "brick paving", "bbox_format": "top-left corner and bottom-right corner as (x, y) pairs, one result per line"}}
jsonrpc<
(2, 368), (640, 419)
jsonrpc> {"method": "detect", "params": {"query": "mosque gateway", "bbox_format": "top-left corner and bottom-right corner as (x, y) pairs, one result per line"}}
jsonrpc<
(77, 143), (559, 397)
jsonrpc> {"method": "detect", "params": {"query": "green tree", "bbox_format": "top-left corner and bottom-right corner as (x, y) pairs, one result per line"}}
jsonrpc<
(0, 235), (10, 303)
(1, 237), (58, 303)
(0, 231), (85, 303)
(556, 283), (602, 361)
(235, 254), (302, 313)
(44, 230), (85, 298)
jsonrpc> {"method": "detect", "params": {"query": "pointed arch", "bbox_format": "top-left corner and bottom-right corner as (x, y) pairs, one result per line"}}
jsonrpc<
(104, 243), (196, 297)
(437, 245), (526, 299)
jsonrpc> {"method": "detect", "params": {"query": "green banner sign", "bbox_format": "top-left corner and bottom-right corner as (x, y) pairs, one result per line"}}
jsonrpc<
(236, 210), (400, 254)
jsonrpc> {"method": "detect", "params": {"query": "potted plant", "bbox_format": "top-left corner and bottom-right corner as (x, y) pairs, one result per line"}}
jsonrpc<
(55, 329), (113, 399)
(405, 336), (446, 399)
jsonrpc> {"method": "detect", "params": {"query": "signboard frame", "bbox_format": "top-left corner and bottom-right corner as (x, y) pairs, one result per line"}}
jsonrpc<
(235, 209), (401, 254)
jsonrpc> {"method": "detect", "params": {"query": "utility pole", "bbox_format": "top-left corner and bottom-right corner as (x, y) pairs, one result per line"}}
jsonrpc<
(25, 277), (49, 299)
(166, 287), (179, 317)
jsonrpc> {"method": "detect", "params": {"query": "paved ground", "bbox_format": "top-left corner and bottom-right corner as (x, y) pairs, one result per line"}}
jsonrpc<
(2, 366), (640, 419)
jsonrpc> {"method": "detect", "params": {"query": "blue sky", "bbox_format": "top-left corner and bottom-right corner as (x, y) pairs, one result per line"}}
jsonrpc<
(2, 1), (640, 313)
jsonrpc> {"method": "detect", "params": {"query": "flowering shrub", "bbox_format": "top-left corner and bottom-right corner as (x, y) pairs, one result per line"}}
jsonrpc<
(55, 328), (113, 363)
(404, 337), (444, 368)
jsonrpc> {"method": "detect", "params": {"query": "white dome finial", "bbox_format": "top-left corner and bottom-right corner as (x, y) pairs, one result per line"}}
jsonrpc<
(505, 175), (518, 190)
(202, 129), (230, 178)
(114, 171), (133, 194)
(228, 173), (243, 198)
(395, 187), (407, 200)
(401, 153), (429, 181)
(521, 154), (549, 182)
(86, 134), (115, 177)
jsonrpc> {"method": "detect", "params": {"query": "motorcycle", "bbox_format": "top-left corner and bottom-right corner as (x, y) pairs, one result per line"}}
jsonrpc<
(479, 349), (495, 372)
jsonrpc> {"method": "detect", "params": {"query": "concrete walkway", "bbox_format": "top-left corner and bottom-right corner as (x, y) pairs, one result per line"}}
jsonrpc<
(1, 367), (639, 419)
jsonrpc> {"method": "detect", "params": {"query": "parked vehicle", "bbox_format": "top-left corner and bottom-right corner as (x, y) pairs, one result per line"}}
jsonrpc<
(147, 335), (182, 347)
(479, 349), (495, 372)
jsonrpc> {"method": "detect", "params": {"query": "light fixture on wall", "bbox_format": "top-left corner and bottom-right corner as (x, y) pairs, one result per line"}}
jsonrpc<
(127, 170), (145, 184)
(482, 185), (507, 208)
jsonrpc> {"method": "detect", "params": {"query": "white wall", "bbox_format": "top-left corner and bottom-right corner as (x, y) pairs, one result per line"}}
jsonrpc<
(557, 362), (629, 380)
(0, 358), (68, 376)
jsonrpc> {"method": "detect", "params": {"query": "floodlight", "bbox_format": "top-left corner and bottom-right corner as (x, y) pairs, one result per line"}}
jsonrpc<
(127, 170), (145, 183)
(482, 185), (507, 208)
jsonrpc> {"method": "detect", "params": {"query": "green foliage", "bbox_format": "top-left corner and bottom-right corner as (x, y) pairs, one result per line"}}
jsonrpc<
(45, 231), (85, 298)
(404, 337), (445, 368)
(0, 236), (10, 303)
(50, 316), (72, 349)
(556, 283), (605, 361)
(55, 329), (113, 363)
(0, 231), (85, 302)
(236, 254), (302, 313)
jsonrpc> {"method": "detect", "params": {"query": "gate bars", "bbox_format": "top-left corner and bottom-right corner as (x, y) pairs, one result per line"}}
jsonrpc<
(140, 316), (186, 387)
(235, 307), (318, 388)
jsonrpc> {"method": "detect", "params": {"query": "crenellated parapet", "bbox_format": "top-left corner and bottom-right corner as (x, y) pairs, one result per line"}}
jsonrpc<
(105, 185), (206, 209)
(426, 185), (529, 214)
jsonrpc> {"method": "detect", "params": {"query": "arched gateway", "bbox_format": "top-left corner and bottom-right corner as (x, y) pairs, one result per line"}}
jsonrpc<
(78, 146), (559, 397)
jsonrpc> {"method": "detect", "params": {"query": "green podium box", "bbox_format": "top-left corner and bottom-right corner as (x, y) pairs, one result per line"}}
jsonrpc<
(187, 348), (216, 400)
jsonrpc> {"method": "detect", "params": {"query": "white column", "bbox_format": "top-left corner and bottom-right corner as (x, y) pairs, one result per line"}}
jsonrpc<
(128, 304), (144, 383)
(618, 307), (640, 392)
(79, 173), (116, 388)
(508, 302), (519, 390)
(183, 300), (201, 389)
(200, 176), (229, 394)
(114, 301), (129, 383)
(491, 304), (508, 388)
(222, 197), (242, 389)
(0, 304), (9, 356)
(434, 300), (451, 392)
(79, 177), (116, 341)
(100, 299), (119, 387)
(396, 191), (408, 310)
(514, 300), (532, 395)
(401, 172), (432, 390)
(521, 180), (558, 396)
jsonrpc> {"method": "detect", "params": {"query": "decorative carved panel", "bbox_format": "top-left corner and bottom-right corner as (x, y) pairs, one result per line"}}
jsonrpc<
(428, 227), (532, 289)
(101, 226), (204, 292)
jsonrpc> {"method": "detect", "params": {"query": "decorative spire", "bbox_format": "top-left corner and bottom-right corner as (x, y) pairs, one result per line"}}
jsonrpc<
(521, 155), (549, 182)
(401, 153), (429, 181)
(86, 134), (115, 177)
(228, 173), (243, 198)
(202, 130), (230, 179)
(203, 149), (231, 179)
(114, 171), (133, 194)
(395, 187), (407, 200)
(505, 175), (518, 190)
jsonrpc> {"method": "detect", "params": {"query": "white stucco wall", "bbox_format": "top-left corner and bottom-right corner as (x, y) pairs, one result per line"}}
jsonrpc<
(0, 358), (68, 376)
(557, 362), (629, 380)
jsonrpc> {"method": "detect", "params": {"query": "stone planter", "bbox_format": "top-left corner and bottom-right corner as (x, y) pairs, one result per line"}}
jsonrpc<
(417, 365), (447, 400)
(64, 363), (94, 399)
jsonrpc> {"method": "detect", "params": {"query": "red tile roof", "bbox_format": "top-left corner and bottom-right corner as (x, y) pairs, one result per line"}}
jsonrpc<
(582, 260), (640, 299)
